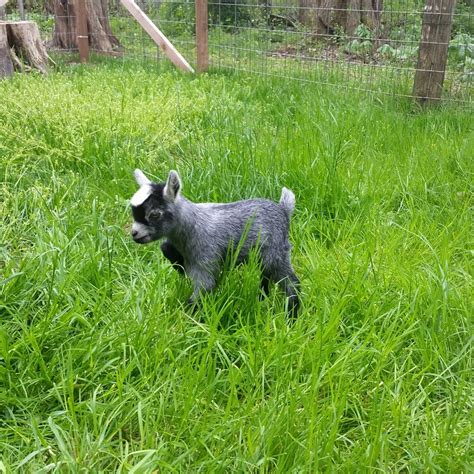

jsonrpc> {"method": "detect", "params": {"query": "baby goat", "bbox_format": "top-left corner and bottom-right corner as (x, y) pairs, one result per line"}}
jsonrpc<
(130, 169), (300, 319)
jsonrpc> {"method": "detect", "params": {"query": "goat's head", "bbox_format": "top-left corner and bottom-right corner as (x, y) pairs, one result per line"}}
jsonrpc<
(130, 169), (181, 244)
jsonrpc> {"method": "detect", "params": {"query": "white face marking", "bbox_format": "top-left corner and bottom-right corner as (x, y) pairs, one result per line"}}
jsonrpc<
(131, 185), (153, 207)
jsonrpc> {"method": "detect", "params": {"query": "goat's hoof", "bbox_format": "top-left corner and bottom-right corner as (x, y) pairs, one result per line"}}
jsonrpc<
(187, 298), (199, 313)
(258, 291), (267, 302)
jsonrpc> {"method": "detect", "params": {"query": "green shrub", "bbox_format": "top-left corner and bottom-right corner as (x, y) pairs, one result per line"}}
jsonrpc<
(158, 0), (253, 36)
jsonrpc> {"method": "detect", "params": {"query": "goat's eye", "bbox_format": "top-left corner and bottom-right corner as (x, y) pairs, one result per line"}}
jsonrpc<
(149, 209), (163, 221)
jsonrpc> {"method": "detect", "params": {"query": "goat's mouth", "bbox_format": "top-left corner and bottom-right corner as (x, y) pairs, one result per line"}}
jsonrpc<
(132, 235), (152, 244)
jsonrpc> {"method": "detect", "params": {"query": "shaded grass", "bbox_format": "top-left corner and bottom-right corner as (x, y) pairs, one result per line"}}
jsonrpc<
(0, 60), (473, 471)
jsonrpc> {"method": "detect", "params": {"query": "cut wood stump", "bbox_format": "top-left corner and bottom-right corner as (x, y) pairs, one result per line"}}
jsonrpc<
(0, 20), (50, 77)
(0, 22), (13, 77)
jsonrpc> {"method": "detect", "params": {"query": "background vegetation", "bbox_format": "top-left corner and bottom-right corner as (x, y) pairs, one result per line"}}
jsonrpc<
(4, 0), (473, 88)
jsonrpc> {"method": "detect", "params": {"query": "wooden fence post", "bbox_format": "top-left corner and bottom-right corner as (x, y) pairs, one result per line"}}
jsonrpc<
(412, 0), (456, 105)
(121, 0), (194, 73)
(195, 0), (208, 72)
(76, 0), (89, 63)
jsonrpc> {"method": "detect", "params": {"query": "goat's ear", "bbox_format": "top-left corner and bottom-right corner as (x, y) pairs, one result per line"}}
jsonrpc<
(134, 169), (151, 186)
(164, 170), (181, 201)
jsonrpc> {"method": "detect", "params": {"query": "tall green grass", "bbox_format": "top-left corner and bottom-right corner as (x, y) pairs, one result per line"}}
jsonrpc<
(0, 61), (472, 471)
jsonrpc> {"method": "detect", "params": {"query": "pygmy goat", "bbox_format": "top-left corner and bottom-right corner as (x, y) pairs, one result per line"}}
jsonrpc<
(130, 169), (300, 319)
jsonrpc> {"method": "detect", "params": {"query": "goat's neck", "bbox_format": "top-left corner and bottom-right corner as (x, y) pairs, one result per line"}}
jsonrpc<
(168, 197), (205, 254)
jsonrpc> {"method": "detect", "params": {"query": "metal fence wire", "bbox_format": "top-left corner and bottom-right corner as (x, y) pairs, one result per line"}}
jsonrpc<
(3, 0), (473, 104)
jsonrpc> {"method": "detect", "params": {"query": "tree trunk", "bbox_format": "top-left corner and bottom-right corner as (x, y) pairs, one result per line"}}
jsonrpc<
(1, 20), (49, 75)
(299, 0), (382, 36)
(412, 0), (456, 104)
(299, 0), (332, 34)
(258, 0), (272, 25)
(0, 22), (14, 77)
(52, 0), (120, 52)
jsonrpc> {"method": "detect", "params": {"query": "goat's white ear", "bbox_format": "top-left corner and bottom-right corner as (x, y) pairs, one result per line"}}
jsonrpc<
(134, 169), (151, 186)
(164, 170), (181, 201)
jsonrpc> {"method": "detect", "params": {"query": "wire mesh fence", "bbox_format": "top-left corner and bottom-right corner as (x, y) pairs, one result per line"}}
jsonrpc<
(2, 0), (472, 104)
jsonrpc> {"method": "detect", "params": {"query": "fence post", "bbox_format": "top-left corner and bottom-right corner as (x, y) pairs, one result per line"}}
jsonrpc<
(195, 0), (208, 72)
(76, 0), (89, 63)
(17, 0), (25, 21)
(412, 0), (456, 105)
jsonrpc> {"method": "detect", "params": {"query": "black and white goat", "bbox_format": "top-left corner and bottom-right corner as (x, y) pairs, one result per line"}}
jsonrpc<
(130, 169), (300, 318)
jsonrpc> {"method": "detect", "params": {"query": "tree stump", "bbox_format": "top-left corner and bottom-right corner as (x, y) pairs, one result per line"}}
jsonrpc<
(0, 23), (13, 77)
(0, 20), (49, 77)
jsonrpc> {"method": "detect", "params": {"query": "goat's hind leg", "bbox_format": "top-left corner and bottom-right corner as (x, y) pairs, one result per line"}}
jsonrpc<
(280, 272), (300, 321)
(161, 240), (185, 275)
(259, 273), (271, 300)
(272, 264), (300, 321)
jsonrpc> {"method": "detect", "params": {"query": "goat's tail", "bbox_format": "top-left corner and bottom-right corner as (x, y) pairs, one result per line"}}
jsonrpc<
(279, 187), (296, 217)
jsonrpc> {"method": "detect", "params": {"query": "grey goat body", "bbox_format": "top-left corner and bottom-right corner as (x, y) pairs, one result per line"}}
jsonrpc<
(130, 169), (300, 318)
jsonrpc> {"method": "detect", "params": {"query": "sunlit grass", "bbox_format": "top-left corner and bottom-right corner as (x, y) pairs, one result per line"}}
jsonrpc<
(0, 60), (472, 471)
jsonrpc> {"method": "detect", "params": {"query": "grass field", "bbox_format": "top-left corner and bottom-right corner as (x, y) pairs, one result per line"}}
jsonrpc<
(0, 60), (473, 471)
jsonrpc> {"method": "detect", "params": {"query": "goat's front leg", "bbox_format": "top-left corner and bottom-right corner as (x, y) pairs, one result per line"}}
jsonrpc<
(187, 265), (217, 306)
(160, 240), (185, 275)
